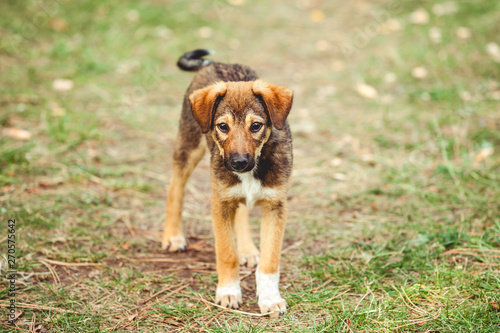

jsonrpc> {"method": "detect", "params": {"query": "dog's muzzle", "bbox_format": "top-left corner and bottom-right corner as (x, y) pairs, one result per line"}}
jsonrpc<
(226, 153), (255, 173)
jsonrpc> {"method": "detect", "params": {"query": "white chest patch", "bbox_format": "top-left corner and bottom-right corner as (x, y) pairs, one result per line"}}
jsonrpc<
(225, 172), (278, 209)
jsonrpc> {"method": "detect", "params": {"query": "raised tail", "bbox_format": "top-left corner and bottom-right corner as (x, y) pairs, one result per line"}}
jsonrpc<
(177, 49), (214, 71)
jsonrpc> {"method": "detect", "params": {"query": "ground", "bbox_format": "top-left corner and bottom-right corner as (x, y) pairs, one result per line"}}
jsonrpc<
(1, 0), (500, 332)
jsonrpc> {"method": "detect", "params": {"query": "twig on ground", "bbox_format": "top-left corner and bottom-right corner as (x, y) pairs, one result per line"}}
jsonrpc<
(281, 240), (304, 254)
(42, 258), (103, 267)
(39, 260), (61, 285)
(0, 301), (77, 314)
(441, 248), (500, 257)
(142, 283), (188, 304)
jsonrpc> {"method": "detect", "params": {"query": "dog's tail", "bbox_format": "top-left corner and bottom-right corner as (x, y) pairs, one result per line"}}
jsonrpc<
(177, 49), (214, 71)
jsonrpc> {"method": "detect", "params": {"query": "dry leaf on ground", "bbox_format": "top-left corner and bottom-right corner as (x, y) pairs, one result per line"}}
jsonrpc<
(2, 127), (32, 140)
(356, 83), (378, 99)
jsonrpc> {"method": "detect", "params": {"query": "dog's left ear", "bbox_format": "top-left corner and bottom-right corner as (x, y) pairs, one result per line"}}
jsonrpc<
(252, 80), (293, 130)
(189, 82), (227, 133)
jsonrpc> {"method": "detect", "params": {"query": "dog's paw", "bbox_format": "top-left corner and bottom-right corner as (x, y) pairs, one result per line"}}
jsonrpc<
(215, 281), (242, 309)
(161, 235), (186, 252)
(239, 252), (260, 268)
(258, 294), (287, 318)
(256, 270), (286, 317)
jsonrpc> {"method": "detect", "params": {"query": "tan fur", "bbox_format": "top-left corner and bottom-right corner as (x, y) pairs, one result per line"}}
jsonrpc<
(189, 81), (227, 133)
(234, 203), (260, 267)
(161, 140), (206, 251)
(210, 191), (240, 287)
(162, 59), (293, 315)
(252, 80), (293, 130)
(258, 198), (288, 274)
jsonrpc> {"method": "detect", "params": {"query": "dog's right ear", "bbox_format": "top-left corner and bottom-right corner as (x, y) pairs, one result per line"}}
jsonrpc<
(252, 80), (293, 130)
(189, 82), (227, 133)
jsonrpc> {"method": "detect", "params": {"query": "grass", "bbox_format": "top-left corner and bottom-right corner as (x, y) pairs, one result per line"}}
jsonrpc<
(1, 0), (499, 331)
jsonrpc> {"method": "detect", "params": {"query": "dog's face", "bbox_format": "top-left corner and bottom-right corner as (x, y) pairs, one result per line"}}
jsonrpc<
(189, 80), (293, 173)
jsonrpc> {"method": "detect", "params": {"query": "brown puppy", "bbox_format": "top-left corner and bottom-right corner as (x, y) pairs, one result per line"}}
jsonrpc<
(161, 50), (293, 317)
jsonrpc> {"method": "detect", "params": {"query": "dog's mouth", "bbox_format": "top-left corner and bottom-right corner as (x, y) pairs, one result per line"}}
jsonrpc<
(225, 153), (255, 173)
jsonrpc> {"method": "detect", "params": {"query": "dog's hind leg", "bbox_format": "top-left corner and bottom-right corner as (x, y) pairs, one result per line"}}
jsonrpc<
(161, 115), (206, 252)
(234, 203), (260, 268)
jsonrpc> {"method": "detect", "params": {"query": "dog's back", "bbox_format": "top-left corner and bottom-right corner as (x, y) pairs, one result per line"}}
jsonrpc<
(177, 49), (259, 91)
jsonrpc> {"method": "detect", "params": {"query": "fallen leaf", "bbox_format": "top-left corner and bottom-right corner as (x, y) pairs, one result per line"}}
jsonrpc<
(12, 310), (23, 321)
(412, 66), (428, 79)
(486, 42), (500, 62)
(331, 60), (344, 71)
(51, 106), (66, 116)
(333, 173), (346, 181)
(229, 0), (246, 5)
(197, 26), (213, 39)
(310, 10), (325, 22)
(384, 72), (397, 83)
(50, 18), (68, 31)
(379, 19), (403, 34)
(410, 9), (429, 25)
(52, 78), (74, 91)
(360, 153), (373, 162)
(475, 147), (494, 163)
(356, 83), (378, 99)
(2, 185), (13, 193)
(456, 27), (471, 39)
(2, 127), (32, 140)
(126, 10), (139, 22)
(315, 39), (330, 51)
(330, 157), (342, 167)
(490, 91), (500, 100)
(38, 177), (64, 188)
(429, 27), (442, 43)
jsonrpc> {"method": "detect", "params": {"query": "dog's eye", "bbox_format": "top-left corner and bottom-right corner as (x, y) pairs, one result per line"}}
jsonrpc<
(250, 122), (263, 133)
(217, 123), (229, 133)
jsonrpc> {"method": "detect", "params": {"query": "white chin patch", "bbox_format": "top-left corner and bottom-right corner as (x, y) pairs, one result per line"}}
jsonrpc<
(256, 269), (283, 309)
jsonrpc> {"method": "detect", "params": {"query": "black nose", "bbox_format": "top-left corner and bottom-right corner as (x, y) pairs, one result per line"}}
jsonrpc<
(229, 154), (252, 172)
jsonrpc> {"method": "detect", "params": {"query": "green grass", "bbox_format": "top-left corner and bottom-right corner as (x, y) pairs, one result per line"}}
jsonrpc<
(1, 0), (499, 331)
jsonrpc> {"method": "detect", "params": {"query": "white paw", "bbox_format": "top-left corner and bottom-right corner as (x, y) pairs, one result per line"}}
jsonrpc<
(256, 269), (287, 317)
(161, 235), (186, 252)
(258, 294), (287, 318)
(239, 253), (260, 268)
(215, 280), (242, 309)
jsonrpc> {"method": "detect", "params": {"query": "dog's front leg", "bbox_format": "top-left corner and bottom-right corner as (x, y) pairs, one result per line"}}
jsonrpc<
(212, 193), (242, 309)
(256, 199), (288, 317)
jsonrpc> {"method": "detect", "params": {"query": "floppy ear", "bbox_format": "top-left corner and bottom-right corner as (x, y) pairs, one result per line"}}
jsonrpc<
(189, 81), (227, 133)
(252, 79), (293, 130)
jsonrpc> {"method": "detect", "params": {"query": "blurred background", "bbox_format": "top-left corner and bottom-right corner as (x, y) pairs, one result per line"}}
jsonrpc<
(1, 0), (499, 331)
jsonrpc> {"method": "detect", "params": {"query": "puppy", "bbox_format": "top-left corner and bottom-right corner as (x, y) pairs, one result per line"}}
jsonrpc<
(161, 49), (293, 317)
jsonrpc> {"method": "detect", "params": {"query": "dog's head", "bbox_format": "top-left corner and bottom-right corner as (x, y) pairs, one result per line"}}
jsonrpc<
(189, 80), (293, 173)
